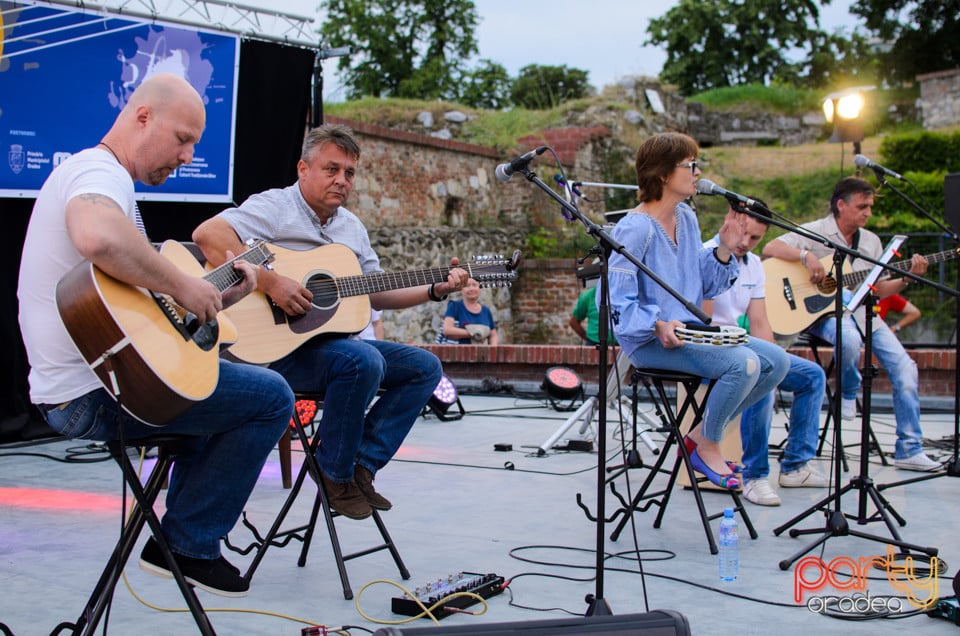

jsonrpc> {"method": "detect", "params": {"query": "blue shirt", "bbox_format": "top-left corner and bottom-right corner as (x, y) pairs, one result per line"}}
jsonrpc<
(606, 203), (739, 359)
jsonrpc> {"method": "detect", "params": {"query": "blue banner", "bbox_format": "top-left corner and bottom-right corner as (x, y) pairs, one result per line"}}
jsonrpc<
(0, 1), (239, 201)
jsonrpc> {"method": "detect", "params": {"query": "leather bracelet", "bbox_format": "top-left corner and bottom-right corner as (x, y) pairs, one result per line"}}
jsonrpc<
(428, 283), (448, 302)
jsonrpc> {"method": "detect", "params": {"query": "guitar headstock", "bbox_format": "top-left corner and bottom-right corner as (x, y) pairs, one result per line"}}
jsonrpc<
(468, 250), (523, 288)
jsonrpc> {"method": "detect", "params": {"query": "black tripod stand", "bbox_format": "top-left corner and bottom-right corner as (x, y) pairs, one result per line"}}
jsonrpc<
(773, 249), (939, 570)
(507, 149), (710, 616)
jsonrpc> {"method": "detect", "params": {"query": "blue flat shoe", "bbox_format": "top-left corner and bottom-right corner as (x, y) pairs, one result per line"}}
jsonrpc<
(681, 435), (742, 473)
(689, 447), (740, 490)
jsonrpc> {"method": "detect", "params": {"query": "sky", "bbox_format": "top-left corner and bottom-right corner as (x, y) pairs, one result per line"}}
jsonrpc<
(252, 1), (859, 101)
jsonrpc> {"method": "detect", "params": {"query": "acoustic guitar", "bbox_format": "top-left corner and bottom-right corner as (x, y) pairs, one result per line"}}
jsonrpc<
(763, 248), (960, 336)
(222, 243), (522, 364)
(55, 240), (274, 425)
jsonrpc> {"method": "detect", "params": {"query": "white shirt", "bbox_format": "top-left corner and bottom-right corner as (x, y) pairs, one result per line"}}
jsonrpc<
(704, 235), (764, 328)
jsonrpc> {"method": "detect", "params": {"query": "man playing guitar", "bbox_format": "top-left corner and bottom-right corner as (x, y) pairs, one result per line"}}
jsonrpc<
(194, 124), (469, 520)
(762, 176), (940, 472)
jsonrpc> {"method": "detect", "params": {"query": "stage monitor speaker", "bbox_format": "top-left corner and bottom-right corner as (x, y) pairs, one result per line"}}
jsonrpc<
(945, 173), (960, 235)
(372, 609), (690, 635)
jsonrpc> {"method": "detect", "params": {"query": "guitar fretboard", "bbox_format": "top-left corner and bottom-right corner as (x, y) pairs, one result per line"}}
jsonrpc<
(203, 243), (272, 292)
(843, 249), (959, 287)
(336, 267), (453, 297)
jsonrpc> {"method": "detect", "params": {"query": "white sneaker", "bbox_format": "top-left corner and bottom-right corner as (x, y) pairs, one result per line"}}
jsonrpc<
(841, 398), (856, 421)
(779, 463), (829, 488)
(743, 478), (781, 506)
(894, 453), (942, 472)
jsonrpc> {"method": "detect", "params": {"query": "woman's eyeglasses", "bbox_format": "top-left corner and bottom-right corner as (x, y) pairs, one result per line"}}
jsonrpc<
(676, 160), (700, 174)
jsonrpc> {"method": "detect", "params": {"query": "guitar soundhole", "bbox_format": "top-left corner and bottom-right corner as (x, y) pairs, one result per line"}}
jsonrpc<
(818, 277), (837, 294)
(306, 271), (341, 310)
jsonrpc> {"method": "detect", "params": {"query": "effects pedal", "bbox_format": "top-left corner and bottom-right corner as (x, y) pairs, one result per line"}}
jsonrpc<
(391, 572), (505, 619)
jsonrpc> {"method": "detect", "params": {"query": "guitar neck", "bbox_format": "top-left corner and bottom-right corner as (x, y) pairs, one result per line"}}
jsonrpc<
(842, 249), (959, 287)
(336, 266), (454, 297)
(203, 244), (271, 293)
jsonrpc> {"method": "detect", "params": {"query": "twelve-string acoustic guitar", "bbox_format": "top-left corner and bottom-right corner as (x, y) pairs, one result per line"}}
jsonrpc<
(222, 243), (522, 365)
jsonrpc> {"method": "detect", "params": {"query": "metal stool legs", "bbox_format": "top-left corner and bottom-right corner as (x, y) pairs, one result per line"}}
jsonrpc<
(240, 396), (410, 600)
(607, 371), (757, 555)
(57, 439), (215, 636)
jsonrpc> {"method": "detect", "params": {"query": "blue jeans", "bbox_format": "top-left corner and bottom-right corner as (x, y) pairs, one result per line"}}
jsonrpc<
(740, 353), (825, 481)
(627, 337), (789, 442)
(41, 361), (294, 559)
(270, 338), (441, 482)
(808, 306), (923, 460)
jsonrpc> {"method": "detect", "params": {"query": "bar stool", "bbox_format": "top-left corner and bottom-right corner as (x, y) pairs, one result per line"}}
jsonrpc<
(234, 392), (410, 600)
(54, 436), (215, 636)
(607, 369), (757, 555)
(794, 332), (888, 470)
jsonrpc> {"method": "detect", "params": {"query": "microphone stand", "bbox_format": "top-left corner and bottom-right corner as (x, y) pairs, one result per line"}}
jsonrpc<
(870, 173), (960, 482)
(713, 198), (945, 569)
(512, 162), (709, 617)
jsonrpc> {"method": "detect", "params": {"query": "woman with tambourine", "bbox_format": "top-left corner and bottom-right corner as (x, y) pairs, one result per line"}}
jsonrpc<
(606, 132), (790, 490)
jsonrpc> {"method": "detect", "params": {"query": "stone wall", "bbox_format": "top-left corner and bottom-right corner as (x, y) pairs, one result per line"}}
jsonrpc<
(918, 68), (960, 130)
(326, 115), (603, 346)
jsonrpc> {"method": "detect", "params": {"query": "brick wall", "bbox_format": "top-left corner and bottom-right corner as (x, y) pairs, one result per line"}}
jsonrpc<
(417, 344), (956, 397)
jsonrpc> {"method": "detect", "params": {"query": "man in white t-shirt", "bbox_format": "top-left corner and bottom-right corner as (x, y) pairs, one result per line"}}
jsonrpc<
(704, 204), (827, 506)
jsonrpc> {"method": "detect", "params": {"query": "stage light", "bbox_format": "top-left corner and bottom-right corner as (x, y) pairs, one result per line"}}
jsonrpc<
(424, 375), (465, 421)
(822, 87), (874, 155)
(542, 366), (584, 412)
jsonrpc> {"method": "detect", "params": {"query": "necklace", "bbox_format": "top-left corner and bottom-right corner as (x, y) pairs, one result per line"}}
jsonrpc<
(98, 141), (119, 163)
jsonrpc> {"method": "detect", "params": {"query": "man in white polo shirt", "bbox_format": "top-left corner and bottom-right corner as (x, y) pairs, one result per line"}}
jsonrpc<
(704, 203), (827, 506)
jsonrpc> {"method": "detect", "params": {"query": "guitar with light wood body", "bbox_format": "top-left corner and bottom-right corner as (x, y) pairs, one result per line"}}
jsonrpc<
(55, 240), (274, 425)
(763, 248), (960, 336)
(222, 243), (522, 364)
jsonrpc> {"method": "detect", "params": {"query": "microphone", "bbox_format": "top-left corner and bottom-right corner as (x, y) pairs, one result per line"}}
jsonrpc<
(854, 154), (904, 180)
(696, 179), (763, 210)
(495, 146), (548, 183)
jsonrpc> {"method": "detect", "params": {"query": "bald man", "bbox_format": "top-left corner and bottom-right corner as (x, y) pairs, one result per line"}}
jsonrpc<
(18, 73), (294, 597)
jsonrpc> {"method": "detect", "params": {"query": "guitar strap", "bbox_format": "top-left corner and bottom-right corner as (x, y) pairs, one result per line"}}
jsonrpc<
(847, 228), (860, 266)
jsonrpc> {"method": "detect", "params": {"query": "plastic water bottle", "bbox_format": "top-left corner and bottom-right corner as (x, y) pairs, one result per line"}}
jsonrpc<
(718, 507), (739, 581)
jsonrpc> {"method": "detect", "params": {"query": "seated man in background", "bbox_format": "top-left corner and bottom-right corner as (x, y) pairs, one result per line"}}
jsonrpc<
(703, 204), (827, 506)
(762, 176), (940, 472)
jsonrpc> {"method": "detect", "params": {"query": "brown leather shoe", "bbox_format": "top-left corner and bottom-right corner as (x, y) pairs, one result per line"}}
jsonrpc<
(353, 465), (392, 511)
(320, 471), (372, 520)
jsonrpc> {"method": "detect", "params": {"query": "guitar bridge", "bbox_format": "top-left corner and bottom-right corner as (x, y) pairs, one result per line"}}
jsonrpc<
(780, 277), (796, 310)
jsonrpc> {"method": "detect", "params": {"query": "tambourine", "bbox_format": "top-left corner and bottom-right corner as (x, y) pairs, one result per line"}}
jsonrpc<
(675, 324), (749, 347)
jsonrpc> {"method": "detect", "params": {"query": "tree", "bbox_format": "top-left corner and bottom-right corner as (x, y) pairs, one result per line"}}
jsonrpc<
(459, 59), (512, 109)
(646, 0), (826, 94)
(509, 64), (590, 110)
(319, 0), (479, 100)
(851, 0), (960, 85)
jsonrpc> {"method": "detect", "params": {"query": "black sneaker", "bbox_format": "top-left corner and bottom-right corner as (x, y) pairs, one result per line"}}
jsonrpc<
(353, 465), (392, 511)
(139, 537), (249, 598)
(320, 470), (372, 519)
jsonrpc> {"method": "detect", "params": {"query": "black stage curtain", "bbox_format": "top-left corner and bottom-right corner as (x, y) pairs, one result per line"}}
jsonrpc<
(0, 39), (314, 443)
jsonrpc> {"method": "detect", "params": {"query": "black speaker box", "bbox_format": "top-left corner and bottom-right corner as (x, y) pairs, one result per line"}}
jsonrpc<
(372, 609), (690, 635)
(944, 172), (960, 235)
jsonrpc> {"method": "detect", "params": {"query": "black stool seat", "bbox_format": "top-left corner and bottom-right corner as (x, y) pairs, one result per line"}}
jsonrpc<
(606, 368), (757, 554)
(232, 392), (410, 600)
(54, 434), (215, 636)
